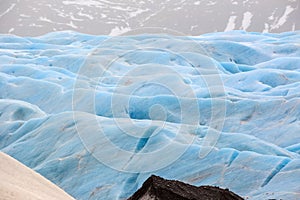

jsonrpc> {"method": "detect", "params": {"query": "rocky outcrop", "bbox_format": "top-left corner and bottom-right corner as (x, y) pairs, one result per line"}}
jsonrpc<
(128, 175), (243, 200)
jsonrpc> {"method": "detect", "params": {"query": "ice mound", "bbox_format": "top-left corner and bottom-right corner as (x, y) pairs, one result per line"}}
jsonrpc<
(0, 31), (300, 200)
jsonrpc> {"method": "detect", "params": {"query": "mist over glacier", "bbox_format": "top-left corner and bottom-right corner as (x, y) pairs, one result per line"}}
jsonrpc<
(0, 31), (300, 199)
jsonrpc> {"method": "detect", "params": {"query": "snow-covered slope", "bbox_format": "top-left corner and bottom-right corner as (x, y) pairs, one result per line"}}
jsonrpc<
(0, 0), (299, 36)
(0, 31), (300, 200)
(0, 152), (75, 200)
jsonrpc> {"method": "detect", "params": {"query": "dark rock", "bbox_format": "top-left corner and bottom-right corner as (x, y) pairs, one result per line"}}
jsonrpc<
(128, 175), (244, 200)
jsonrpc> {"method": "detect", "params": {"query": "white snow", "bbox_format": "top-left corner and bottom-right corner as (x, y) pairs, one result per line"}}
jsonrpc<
(241, 11), (253, 30)
(128, 8), (148, 18)
(39, 16), (53, 23)
(0, 152), (75, 200)
(8, 28), (14, 33)
(67, 21), (78, 29)
(20, 14), (30, 18)
(224, 15), (237, 31)
(207, 1), (217, 6)
(77, 10), (94, 20)
(109, 26), (131, 36)
(62, 0), (104, 7)
(270, 5), (295, 30)
(263, 23), (270, 33)
(0, 3), (16, 18)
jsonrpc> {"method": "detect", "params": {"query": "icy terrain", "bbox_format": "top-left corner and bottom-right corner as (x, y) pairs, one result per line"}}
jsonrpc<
(0, 31), (300, 199)
(0, 0), (299, 36)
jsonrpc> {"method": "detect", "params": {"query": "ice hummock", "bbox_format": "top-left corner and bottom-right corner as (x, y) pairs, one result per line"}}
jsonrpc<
(0, 30), (300, 200)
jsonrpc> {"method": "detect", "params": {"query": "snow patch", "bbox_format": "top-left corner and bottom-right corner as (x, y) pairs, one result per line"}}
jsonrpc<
(241, 11), (253, 30)
(8, 28), (14, 33)
(270, 5), (295, 30)
(0, 3), (16, 18)
(77, 11), (94, 20)
(39, 16), (53, 23)
(224, 15), (237, 31)
(109, 26), (131, 36)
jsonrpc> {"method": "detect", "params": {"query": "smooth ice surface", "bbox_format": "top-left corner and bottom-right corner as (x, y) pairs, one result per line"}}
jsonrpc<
(0, 31), (300, 199)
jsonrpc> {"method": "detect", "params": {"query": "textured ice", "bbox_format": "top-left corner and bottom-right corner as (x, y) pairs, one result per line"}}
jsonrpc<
(0, 31), (300, 200)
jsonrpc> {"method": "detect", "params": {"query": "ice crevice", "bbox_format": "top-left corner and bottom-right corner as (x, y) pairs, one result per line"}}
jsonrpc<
(261, 158), (290, 187)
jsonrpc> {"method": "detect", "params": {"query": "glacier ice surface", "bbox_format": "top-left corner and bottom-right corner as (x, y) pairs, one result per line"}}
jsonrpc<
(0, 30), (300, 199)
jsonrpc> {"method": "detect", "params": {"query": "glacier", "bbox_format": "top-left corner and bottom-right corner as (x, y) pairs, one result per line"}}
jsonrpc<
(0, 30), (300, 199)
